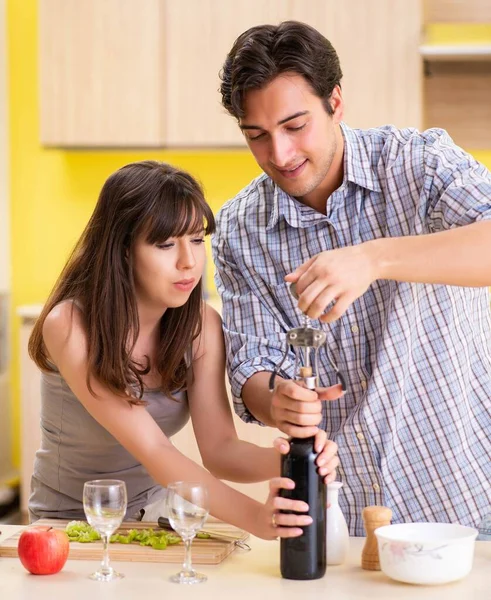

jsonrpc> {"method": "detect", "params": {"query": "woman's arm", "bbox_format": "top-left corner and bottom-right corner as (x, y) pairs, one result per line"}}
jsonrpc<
(188, 304), (339, 483)
(42, 301), (307, 540)
(187, 304), (279, 482)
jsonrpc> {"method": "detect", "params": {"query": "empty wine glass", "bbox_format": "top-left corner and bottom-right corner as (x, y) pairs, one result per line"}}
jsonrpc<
(166, 481), (209, 584)
(83, 479), (127, 581)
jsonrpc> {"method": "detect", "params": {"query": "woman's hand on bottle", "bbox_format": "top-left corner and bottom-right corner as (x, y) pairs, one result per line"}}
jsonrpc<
(258, 477), (312, 540)
(273, 431), (339, 484)
(313, 430), (339, 483)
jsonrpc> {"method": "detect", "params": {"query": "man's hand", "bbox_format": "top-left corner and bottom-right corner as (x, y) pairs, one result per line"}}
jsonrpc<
(285, 243), (379, 323)
(271, 379), (344, 437)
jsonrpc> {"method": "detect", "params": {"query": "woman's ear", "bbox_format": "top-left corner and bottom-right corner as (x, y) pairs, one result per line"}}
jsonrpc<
(123, 234), (132, 261)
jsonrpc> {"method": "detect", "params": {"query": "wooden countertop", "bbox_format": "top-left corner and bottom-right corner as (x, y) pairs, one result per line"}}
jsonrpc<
(1, 524), (490, 600)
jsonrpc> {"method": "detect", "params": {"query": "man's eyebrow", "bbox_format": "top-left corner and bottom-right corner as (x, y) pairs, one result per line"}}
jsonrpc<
(239, 111), (309, 131)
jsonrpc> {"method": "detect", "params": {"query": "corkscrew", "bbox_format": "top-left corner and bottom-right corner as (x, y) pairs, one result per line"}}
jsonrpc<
(268, 282), (346, 392)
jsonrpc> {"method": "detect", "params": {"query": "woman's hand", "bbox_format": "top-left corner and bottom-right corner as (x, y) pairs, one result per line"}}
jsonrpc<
(254, 433), (339, 539)
(312, 430), (339, 484)
(273, 431), (339, 484)
(257, 477), (312, 540)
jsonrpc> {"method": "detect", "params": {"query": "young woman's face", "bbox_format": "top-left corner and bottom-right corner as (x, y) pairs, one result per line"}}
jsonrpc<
(132, 231), (206, 310)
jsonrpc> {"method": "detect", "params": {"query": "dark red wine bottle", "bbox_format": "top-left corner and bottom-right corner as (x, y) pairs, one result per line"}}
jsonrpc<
(280, 436), (326, 580)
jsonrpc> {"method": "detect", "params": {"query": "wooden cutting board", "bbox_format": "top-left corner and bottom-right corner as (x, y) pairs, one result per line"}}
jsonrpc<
(0, 519), (249, 565)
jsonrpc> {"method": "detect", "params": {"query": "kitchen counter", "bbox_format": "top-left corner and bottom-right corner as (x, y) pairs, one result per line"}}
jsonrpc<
(1, 525), (489, 600)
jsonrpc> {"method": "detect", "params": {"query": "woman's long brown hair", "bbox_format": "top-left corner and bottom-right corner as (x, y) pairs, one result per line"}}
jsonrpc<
(28, 161), (215, 404)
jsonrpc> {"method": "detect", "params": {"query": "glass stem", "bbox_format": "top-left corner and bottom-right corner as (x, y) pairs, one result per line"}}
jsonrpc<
(182, 538), (194, 574)
(101, 534), (111, 574)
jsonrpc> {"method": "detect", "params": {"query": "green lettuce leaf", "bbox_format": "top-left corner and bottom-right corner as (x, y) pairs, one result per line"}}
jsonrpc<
(65, 521), (184, 550)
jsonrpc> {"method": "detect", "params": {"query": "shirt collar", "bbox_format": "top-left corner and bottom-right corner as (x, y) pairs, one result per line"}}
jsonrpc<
(268, 183), (335, 230)
(340, 122), (382, 194)
(268, 185), (301, 230)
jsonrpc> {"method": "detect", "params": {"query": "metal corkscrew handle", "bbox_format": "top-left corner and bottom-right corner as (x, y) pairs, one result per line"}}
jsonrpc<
(268, 283), (347, 393)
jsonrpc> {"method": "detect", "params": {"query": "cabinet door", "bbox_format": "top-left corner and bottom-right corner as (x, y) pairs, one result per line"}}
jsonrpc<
(424, 0), (491, 22)
(39, 0), (165, 147)
(290, 0), (423, 130)
(163, 0), (291, 147)
(39, 0), (423, 146)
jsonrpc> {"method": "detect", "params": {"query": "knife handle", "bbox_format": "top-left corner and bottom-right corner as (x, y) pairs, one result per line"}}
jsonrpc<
(157, 516), (172, 530)
(158, 516), (249, 548)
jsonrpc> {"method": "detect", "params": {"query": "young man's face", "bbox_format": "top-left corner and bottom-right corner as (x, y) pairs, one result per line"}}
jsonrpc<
(240, 73), (344, 208)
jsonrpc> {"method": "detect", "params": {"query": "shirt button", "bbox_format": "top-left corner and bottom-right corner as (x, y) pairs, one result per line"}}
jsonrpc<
(356, 432), (365, 441)
(373, 483), (381, 492)
(361, 380), (367, 390)
(351, 325), (359, 333)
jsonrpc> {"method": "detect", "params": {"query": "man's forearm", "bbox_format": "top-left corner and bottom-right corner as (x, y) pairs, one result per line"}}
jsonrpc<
(242, 372), (280, 427)
(371, 221), (491, 287)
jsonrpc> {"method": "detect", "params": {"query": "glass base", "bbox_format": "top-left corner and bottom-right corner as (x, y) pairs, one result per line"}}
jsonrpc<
(170, 570), (207, 585)
(89, 568), (125, 582)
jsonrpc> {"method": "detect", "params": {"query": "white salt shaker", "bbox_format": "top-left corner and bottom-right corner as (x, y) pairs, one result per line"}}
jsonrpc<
(326, 481), (350, 565)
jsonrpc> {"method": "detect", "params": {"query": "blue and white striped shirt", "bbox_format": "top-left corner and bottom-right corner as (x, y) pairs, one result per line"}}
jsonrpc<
(213, 124), (491, 535)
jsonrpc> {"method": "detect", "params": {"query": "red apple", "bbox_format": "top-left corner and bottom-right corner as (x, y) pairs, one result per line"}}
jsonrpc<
(18, 526), (69, 575)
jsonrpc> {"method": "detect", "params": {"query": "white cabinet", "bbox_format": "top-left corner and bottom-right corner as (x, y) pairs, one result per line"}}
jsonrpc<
(39, 0), (166, 147)
(424, 0), (491, 22)
(290, 0), (423, 130)
(39, 0), (423, 147)
(163, 0), (291, 146)
(39, 0), (290, 147)
(18, 307), (43, 514)
(422, 0), (491, 149)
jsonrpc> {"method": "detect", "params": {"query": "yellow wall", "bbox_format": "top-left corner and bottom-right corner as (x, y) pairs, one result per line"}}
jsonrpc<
(426, 23), (491, 45)
(7, 5), (491, 468)
(7, 0), (260, 468)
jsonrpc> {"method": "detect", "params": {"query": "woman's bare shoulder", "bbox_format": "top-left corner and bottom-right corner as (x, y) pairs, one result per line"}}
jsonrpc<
(42, 299), (86, 347)
(202, 301), (222, 326)
(191, 302), (224, 361)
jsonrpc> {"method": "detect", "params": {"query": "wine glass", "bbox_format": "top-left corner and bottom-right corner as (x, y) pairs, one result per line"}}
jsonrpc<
(83, 479), (127, 581)
(166, 481), (209, 584)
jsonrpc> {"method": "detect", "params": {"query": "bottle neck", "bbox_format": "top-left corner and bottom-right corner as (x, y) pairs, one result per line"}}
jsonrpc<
(327, 488), (340, 505)
(289, 436), (316, 444)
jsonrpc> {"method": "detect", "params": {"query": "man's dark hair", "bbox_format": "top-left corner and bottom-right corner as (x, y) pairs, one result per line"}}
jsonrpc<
(220, 21), (343, 120)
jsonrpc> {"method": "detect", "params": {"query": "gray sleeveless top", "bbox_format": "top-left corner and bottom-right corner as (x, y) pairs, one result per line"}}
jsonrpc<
(29, 370), (189, 522)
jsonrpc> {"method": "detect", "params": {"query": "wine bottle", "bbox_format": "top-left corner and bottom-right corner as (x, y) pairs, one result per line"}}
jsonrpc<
(280, 436), (327, 580)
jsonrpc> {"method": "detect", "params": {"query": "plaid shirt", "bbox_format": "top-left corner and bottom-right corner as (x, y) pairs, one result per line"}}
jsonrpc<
(212, 124), (491, 535)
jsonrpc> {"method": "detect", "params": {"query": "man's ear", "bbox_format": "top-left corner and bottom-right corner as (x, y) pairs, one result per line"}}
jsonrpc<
(329, 85), (344, 124)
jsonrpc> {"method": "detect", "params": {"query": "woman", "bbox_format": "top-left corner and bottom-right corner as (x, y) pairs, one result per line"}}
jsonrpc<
(28, 160), (339, 539)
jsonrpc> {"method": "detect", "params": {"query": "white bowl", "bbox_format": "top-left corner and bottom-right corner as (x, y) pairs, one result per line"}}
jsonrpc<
(374, 522), (478, 585)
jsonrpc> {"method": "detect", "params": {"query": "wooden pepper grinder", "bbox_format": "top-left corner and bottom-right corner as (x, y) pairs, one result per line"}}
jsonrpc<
(361, 505), (392, 570)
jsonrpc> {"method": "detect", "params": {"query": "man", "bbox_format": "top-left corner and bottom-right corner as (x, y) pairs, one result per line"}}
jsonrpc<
(212, 21), (491, 535)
